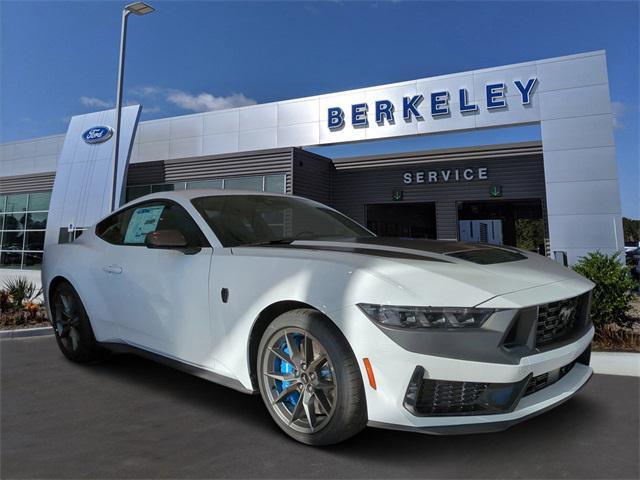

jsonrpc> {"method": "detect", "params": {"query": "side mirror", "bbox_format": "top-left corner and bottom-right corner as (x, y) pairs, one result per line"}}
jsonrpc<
(145, 229), (188, 249)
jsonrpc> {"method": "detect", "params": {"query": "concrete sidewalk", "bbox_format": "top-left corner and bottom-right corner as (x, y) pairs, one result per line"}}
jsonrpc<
(0, 326), (53, 339)
(591, 352), (640, 377)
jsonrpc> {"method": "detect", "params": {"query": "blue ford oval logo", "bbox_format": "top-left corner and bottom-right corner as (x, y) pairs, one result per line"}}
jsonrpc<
(82, 126), (113, 144)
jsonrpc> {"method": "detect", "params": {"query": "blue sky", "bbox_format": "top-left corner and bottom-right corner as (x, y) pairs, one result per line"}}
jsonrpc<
(1, 1), (638, 217)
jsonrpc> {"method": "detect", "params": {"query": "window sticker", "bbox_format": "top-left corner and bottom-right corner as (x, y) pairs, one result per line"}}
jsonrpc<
(124, 206), (165, 244)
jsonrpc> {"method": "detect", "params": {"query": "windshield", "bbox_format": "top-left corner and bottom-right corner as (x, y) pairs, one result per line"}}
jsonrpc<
(192, 195), (374, 247)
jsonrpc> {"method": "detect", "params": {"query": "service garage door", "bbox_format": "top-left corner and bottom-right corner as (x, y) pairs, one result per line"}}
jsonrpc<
(457, 199), (545, 254)
(366, 202), (437, 239)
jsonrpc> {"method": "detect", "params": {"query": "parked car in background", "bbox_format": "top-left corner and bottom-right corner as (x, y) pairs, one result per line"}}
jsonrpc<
(625, 241), (640, 254)
(42, 190), (595, 445)
(626, 247), (640, 282)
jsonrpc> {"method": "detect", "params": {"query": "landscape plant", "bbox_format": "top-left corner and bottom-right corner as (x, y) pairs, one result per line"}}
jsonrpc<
(572, 251), (637, 327)
(0, 277), (47, 329)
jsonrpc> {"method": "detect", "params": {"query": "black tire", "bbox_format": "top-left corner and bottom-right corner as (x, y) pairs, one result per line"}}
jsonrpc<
(50, 281), (105, 363)
(257, 308), (367, 445)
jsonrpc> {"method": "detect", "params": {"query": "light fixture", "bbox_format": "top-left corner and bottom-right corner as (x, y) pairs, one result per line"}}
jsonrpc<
(125, 2), (155, 15)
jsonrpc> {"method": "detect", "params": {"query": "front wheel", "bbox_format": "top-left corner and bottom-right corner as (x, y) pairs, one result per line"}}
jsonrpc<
(50, 281), (105, 363)
(257, 309), (367, 445)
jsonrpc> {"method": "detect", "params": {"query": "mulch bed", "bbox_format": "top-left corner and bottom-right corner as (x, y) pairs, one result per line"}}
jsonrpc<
(0, 306), (50, 330)
(592, 295), (640, 352)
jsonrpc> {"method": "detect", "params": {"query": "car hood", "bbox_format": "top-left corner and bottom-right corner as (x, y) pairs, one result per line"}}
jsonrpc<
(233, 237), (593, 306)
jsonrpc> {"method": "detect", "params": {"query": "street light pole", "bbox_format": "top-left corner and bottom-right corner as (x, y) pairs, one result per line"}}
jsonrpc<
(110, 2), (155, 212)
(111, 9), (129, 212)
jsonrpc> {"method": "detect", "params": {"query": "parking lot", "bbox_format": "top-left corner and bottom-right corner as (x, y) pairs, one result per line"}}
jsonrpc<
(2, 336), (638, 479)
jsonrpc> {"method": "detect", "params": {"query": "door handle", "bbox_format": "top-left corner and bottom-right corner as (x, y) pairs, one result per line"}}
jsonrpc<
(102, 264), (123, 274)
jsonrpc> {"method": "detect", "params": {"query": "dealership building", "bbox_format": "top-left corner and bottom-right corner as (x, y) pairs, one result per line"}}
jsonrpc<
(0, 50), (624, 284)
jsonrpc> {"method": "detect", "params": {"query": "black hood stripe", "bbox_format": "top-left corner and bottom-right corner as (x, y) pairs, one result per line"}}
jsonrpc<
(446, 248), (526, 264)
(237, 237), (526, 265)
(313, 237), (518, 255)
(239, 244), (450, 262)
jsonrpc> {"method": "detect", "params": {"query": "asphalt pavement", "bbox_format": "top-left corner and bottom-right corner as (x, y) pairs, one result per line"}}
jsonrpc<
(2, 336), (638, 479)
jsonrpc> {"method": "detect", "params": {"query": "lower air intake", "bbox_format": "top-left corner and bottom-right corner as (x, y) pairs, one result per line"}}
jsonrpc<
(417, 380), (489, 415)
(404, 367), (529, 416)
(524, 361), (577, 396)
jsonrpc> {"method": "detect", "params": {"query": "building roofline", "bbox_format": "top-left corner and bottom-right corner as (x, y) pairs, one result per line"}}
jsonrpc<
(0, 133), (66, 146)
(330, 141), (543, 170)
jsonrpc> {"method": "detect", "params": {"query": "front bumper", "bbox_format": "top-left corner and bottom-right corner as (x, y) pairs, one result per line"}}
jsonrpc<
(334, 303), (595, 434)
(368, 361), (593, 435)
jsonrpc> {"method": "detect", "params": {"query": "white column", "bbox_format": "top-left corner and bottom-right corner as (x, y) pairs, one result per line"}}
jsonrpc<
(538, 51), (623, 265)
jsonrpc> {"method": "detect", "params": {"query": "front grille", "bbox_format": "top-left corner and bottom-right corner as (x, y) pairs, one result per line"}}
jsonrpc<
(536, 294), (586, 346)
(524, 361), (576, 396)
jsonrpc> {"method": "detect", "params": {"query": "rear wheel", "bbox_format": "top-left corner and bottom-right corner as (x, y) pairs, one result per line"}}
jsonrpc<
(50, 282), (104, 363)
(257, 309), (367, 445)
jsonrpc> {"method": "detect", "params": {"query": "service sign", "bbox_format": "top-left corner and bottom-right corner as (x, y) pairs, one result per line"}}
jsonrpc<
(82, 126), (114, 144)
(403, 167), (489, 184)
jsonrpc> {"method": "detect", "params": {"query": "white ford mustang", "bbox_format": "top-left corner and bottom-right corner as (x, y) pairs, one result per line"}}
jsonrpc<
(42, 190), (594, 445)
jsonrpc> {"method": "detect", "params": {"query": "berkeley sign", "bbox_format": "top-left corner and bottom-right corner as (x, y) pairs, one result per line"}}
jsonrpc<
(328, 78), (537, 130)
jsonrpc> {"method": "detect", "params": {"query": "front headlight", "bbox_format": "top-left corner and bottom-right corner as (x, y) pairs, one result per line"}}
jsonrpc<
(357, 303), (496, 329)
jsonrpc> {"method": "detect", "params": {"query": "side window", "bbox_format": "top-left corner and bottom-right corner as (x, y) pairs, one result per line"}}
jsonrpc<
(96, 208), (135, 245)
(124, 205), (165, 245)
(96, 201), (207, 247)
(154, 203), (206, 247)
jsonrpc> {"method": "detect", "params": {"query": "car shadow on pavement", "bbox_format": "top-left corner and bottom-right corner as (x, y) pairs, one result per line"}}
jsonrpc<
(79, 351), (638, 479)
(89, 352), (276, 426)
(91, 351), (595, 443)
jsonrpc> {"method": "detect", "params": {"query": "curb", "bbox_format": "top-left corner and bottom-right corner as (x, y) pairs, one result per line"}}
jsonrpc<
(0, 328), (637, 377)
(591, 352), (640, 377)
(0, 326), (54, 339)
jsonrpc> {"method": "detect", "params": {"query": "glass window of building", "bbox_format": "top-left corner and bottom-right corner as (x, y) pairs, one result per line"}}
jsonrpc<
(264, 174), (286, 194)
(0, 191), (51, 270)
(186, 179), (223, 190)
(126, 185), (152, 202)
(152, 183), (185, 193)
(125, 174), (287, 203)
(223, 176), (264, 192)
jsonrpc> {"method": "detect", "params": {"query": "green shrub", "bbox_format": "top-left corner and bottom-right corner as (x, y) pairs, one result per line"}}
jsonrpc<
(573, 251), (637, 326)
(515, 218), (545, 251)
(2, 277), (42, 309)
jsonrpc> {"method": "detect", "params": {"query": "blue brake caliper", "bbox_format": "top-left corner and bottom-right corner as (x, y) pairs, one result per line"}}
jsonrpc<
(274, 337), (300, 410)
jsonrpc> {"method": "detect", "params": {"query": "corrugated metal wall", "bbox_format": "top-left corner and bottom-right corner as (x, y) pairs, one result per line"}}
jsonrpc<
(331, 144), (546, 241)
(162, 149), (295, 193)
(292, 149), (333, 204)
(126, 161), (166, 186)
(0, 149), (298, 195)
(0, 172), (56, 194)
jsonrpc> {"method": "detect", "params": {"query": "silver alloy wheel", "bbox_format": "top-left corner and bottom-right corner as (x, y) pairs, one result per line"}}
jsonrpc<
(53, 293), (81, 352)
(262, 327), (338, 434)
